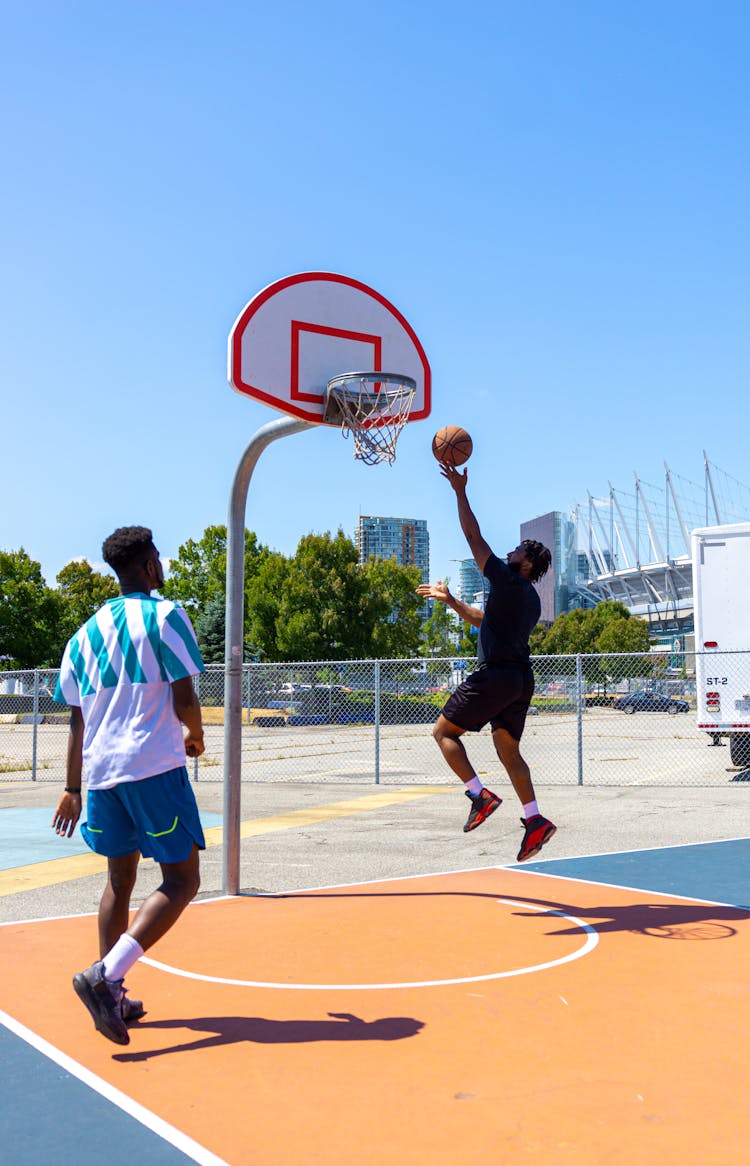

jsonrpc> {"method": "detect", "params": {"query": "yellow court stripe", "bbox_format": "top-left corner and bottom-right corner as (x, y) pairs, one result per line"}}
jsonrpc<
(0, 852), (109, 897)
(0, 786), (452, 899)
(203, 786), (453, 845)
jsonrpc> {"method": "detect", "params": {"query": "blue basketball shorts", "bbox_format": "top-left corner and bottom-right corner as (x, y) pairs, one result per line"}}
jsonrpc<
(80, 766), (206, 863)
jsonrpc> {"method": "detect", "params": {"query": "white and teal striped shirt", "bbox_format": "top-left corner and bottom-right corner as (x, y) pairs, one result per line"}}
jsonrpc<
(55, 593), (206, 789)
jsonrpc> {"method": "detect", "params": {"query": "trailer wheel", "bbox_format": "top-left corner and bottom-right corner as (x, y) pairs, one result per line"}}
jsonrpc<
(730, 734), (750, 767)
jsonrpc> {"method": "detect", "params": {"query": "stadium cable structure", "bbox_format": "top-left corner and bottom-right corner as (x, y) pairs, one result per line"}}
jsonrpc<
(569, 452), (750, 639)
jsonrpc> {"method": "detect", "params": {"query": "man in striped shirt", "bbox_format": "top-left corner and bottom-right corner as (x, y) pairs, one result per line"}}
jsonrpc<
(52, 526), (206, 1046)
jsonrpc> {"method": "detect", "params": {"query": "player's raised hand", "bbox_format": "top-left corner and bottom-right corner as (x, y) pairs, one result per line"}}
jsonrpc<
(440, 463), (468, 491)
(416, 579), (451, 604)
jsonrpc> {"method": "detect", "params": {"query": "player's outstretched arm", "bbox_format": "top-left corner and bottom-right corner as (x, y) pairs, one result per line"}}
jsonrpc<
(171, 677), (205, 758)
(416, 579), (484, 629)
(439, 465), (493, 572)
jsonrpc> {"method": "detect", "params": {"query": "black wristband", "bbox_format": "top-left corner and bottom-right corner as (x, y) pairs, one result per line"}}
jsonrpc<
(64, 787), (81, 794)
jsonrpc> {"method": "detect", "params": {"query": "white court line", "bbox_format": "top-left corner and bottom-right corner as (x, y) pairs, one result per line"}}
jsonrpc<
(2, 840), (749, 929)
(0, 1008), (230, 1166)
(141, 898), (599, 990)
(514, 865), (750, 909)
(507, 833), (750, 864)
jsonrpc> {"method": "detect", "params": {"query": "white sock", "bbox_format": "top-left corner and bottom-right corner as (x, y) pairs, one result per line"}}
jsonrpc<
(102, 933), (144, 982)
(523, 800), (539, 820)
(466, 776), (484, 796)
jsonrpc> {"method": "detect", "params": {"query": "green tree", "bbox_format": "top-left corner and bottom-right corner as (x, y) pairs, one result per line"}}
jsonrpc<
(456, 622), (479, 657)
(245, 551), (292, 660)
(359, 557), (423, 658)
(0, 549), (62, 668)
(420, 588), (456, 658)
(533, 602), (648, 655)
(193, 595), (226, 664)
(246, 540), (422, 662)
(532, 601), (653, 690)
(275, 531), (371, 660)
(55, 560), (119, 645)
(162, 525), (268, 614)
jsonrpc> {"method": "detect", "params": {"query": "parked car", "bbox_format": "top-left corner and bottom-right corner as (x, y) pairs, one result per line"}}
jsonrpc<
(614, 690), (689, 715)
(584, 692), (617, 708)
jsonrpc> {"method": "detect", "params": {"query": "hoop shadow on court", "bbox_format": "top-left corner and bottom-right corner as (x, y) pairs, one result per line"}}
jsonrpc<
(113, 1012), (425, 1062)
(504, 894), (750, 938)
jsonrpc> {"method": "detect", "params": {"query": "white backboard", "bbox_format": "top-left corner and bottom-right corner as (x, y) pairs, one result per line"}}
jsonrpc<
(228, 271), (431, 424)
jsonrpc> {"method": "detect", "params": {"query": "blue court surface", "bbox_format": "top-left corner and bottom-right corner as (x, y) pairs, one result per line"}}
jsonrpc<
(517, 836), (750, 908)
(1, 1022), (197, 1166)
(0, 806), (223, 869)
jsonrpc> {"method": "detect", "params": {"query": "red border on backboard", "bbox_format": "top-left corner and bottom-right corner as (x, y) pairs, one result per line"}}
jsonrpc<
(290, 322), (382, 405)
(228, 271), (431, 423)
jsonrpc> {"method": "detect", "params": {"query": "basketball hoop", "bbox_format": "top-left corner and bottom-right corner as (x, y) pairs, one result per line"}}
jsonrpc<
(323, 372), (417, 465)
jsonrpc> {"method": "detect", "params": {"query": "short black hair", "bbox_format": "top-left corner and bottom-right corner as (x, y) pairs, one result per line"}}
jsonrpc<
(521, 539), (552, 583)
(102, 526), (155, 575)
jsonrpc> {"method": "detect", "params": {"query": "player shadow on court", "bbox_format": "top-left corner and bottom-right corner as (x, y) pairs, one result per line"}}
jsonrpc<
(112, 1012), (425, 1063)
(274, 890), (750, 940)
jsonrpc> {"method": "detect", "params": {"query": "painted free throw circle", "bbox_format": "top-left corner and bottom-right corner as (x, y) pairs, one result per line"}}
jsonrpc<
(142, 898), (598, 991)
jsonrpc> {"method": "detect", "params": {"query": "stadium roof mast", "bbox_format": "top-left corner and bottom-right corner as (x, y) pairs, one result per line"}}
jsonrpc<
(704, 449), (723, 525)
(664, 461), (691, 556)
(634, 474), (665, 564)
(586, 492), (614, 573)
(608, 484), (638, 568)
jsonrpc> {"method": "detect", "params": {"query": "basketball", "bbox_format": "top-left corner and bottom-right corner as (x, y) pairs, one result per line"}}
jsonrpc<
(431, 425), (473, 468)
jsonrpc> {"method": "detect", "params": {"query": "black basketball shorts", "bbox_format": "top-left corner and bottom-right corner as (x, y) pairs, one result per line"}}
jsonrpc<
(441, 664), (534, 740)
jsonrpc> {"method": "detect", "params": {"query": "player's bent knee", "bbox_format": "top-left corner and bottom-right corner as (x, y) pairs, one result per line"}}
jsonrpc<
(162, 851), (201, 904)
(433, 716), (462, 745)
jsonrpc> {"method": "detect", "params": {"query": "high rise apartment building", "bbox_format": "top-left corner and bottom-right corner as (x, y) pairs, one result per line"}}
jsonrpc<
(355, 516), (430, 583)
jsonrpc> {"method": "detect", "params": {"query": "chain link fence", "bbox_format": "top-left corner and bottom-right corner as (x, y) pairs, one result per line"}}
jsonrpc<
(1, 653), (749, 787)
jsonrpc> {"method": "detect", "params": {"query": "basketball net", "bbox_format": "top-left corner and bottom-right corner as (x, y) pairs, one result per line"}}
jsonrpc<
(323, 373), (417, 466)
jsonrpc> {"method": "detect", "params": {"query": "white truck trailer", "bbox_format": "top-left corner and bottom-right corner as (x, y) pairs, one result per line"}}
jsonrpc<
(692, 522), (750, 766)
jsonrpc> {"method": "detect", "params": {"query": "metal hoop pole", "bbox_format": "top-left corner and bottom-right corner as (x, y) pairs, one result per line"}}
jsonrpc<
(223, 415), (313, 895)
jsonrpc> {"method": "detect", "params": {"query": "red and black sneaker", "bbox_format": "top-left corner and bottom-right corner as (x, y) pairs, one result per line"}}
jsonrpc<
(463, 788), (502, 833)
(517, 814), (556, 861)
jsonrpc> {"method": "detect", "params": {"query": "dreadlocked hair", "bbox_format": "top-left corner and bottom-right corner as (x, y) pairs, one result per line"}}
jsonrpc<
(521, 539), (552, 583)
(102, 526), (155, 575)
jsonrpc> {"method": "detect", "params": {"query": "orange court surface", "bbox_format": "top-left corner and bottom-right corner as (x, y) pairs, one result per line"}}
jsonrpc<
(3, 857), (750, 1165)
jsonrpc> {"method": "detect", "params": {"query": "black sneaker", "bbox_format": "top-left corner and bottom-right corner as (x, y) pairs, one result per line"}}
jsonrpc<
(72, 961), (130, 1045)
(517, 814), (556, 862)
(121, 991), (145, 1023)
(463, 788), (502, 833)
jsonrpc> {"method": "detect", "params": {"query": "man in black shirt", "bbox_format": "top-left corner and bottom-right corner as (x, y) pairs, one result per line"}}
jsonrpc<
(417, 464), (555, 862)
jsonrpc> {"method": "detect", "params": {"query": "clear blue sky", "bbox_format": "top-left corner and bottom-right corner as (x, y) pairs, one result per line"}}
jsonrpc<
(3, 1), (749, 587)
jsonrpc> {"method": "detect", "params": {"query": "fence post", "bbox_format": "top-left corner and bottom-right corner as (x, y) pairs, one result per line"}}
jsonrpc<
(374, 660), (381, 785)
(32, 669), (39, 782)
(575, 654), (584, 786)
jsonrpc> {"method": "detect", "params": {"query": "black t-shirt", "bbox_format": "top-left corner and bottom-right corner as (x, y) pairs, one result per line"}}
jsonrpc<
(477, 553), (541, 667)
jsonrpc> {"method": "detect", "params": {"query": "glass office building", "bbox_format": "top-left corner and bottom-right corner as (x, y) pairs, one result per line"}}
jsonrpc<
(520, 511), (577, 624)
